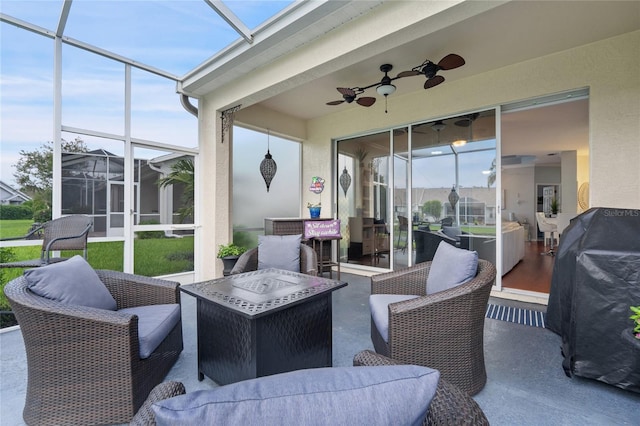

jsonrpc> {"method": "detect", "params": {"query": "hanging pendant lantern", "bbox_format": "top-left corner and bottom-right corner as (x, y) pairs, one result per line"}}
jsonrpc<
(339, 167), (351, 197)
(448, 185), (459, 210)
(260, 131), (277, 192)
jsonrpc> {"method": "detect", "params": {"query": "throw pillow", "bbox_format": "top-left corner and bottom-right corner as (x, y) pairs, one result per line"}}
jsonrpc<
(426, 241), (478, 295)
(24, 255), (117, 310)
(152, 365), (440, 426)
(257, 234), (302, 272)
(442, 226), (462, 240)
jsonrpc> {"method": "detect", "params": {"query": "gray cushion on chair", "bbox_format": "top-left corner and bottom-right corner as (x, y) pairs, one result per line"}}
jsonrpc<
(24, 255), (117, 310)
(370, 294), (420, 342)
(442, 226), (462, 240)
(152, 365), (440, 426)
(119, 303), (181, 359)
(426, 241), (478, 295)
(257, 234), (302, 272)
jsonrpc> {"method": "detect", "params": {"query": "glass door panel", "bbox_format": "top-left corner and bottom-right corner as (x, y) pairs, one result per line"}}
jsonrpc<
(393, 128), (409, 269)
(337, 131), (391, 269)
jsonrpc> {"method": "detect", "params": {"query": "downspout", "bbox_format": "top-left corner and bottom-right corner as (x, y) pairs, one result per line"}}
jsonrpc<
(181, 94), (198, 117)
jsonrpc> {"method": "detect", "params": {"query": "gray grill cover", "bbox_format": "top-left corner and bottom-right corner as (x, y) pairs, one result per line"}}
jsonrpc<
(547, 208), (640, 393)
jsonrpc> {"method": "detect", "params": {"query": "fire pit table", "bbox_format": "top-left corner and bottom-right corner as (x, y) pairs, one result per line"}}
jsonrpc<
(180, 268), (347, 385)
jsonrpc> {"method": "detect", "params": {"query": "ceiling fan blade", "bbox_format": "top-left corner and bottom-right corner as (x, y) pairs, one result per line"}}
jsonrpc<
(396, 70), (420, 78)
(357, 97), (376, 107)
(326, 100), (345, 106)
(438, 54), (465, 70)
(337, 87), (356, 97)
(424, 75), (445, 89)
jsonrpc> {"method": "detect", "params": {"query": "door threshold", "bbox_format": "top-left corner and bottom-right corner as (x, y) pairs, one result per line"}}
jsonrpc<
(491, 287), (549, 306)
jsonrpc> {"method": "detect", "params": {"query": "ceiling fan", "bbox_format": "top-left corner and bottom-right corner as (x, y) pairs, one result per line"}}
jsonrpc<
(326, 54), (465, 112)
(454, 112), (480, 127)
(326, 64), (408, 113)
(326, 87), (376, 107)
(397, 54), (465, 89)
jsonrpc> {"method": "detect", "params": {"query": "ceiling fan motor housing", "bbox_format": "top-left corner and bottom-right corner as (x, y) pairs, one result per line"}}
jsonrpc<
(422, 61), (438, 78)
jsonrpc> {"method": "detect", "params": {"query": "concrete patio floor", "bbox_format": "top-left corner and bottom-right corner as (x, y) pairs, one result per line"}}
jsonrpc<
(1, 271), (638, 425)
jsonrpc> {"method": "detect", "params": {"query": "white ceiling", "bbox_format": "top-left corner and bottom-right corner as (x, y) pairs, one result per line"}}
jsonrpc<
(250, 1), (637, 166)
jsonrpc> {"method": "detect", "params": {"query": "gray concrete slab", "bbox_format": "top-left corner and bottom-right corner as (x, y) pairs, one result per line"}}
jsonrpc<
(1, 272), (638, 425)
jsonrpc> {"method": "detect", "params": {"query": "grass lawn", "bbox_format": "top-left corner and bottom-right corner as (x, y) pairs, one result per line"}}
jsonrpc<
(0, 219), (35, 239)
(1, 220), (196, 314)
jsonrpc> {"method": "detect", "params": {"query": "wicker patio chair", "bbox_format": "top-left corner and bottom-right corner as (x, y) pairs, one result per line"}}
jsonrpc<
(4, 270), (183, 425)
(0, 215), (92, 268)
(130, 381), (187, 426)
(353, 350), (489, 425)
(230, 243), (318, 276)
(370, 259), (496, 395)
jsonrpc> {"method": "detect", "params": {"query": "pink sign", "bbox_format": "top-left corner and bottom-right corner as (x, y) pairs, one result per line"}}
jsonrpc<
(304, 219), (341, 239)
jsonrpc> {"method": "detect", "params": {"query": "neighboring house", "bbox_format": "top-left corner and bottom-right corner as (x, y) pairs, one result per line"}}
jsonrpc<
(0, 180), (30, 205)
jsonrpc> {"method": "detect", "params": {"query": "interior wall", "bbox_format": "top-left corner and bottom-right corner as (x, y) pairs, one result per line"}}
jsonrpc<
(502, 167), (535, 227)
(303, 30), (640, 211)
(561, 151), (578, 215)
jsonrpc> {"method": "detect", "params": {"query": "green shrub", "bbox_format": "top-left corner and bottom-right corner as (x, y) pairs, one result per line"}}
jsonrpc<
(136, 220), (165, 239)
(0, 204), (32, 220)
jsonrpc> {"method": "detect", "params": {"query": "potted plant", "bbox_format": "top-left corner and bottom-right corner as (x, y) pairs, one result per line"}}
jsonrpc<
(307, 177), (324, 218)
(630, 305), (640, 340)
(217, 243), (247, 276)
(550, 198), (559, 216)
(307, 202), (322, 218)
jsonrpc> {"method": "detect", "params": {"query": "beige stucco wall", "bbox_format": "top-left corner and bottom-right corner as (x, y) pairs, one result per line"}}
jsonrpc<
(304, 30), (640, 211)
(197, 25), (638, 280)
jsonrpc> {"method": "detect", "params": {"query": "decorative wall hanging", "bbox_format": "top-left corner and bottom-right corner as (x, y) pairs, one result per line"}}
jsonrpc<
(259, 130), (277, 191)
(220, 104), (241, 144)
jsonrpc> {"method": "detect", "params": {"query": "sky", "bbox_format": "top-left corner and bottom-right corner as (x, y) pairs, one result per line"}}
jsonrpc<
(0, 0), (293, 186)
(0, 0), (495, 195)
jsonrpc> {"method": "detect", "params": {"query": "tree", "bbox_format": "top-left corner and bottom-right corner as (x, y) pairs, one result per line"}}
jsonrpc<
(422, 200), (442, 221)
(13, 138), (88, 221)
(158, 158), (194, 223)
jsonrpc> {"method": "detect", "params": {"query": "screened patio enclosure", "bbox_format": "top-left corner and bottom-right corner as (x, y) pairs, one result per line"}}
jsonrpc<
(62, 149), (193, 237)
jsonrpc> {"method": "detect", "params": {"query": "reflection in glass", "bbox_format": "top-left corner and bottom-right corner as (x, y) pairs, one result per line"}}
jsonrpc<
(337, 131), (391, 268)
(337, 110), (496, 271)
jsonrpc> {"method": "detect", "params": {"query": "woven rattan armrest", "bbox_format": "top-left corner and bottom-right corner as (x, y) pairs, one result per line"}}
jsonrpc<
(95, 269), (180, 309)
(371, 262), (431, 296)
(231, 248), (259, 274)
(353, 350), (489, 426)
(129, 381), (186, 426)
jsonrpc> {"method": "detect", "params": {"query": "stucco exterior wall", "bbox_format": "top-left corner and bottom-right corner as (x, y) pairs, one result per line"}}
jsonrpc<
(304, 30), (640, 210)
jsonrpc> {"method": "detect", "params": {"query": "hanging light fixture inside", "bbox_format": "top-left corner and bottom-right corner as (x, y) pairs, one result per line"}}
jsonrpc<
(339, 166), (351, 197)
(260, 130), (277, 192)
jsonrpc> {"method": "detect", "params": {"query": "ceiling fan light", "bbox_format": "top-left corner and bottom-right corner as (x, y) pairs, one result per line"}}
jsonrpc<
(452, 139), (467, 147)
(377, 84), (396, 96)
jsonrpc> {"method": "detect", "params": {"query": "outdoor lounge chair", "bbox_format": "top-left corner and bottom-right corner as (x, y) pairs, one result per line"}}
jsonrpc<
(230, 239), (318, 276)
(130, 350), (488, 426)
(370, 259), (496, 395)
(4, 268), (183, 425)
(0, 215), (92, 268)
